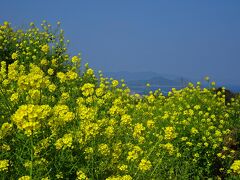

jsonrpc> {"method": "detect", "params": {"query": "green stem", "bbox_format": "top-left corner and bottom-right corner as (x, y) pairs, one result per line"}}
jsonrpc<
(30, 130), (34, 178)
(0, 86), (12, 116)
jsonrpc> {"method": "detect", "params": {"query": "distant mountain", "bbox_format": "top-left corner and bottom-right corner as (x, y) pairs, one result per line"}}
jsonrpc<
(104, 71), (160, 81)
(104, 71), (190, 82)
(103, 71), (240, 94)
(127, 76), (188, 87)
(104, 71), (189, 94)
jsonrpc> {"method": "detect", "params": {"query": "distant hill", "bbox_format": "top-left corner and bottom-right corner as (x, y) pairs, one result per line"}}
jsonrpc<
(104, 71), (189, 94)
(127, 76), (188, 86)
(104, 71), (161, 81)
(103, 71), (240, 95)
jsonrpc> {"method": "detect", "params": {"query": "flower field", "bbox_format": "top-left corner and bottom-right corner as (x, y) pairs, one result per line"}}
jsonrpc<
(0, 21), (240, 179)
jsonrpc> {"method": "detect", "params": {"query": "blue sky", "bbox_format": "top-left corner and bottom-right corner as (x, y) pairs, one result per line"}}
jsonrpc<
(2, 0), (240, 85)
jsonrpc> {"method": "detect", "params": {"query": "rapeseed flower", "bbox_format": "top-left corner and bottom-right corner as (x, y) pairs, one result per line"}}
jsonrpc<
(118, 164), (128, 172)
(41, 44), (49, 53)
(106, 175), (132, 180)
(98, 143), (110, 156)
(10, 92), (19, 102)
(163, 143), (174, 155)
(127, 146), (142, 161)
(66, 70), (78, 80)
(0, 160), (9, 171)
(1, 21), (240, 179)
(133, 123), (145, 138)
(164, 126), (177, 140)
(146, 120), (155, 129)
(47, 68), (54, 75)
(40, 58), (48, 65)
(72, 56), (80, 63)
(230, 160), (240, 174)
(55, 133), (73, 150)
(81, 83), (95, 96)
(121, 114), (132, 126)
(57, 72), (66, 83)
(1, 144), (10, 151)
(76, 170), (88, 180)
(86, 68), (94, 76)
(48, 84), (56, 92)
(11, 104), (51, 136)
(139, 159), (152, 172)
(112, 80), (119, 87)
(18, 176), (31, 180)
(105, 126), (114, 138)
(11, 52), (18, 59)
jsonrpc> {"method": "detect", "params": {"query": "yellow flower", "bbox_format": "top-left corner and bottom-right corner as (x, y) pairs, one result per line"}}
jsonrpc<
(193, 105), (201, 110)
(0, 160), (9, 171)
(81, 83), (95, 96)
(112, 80), (119, 87)
(163, 143), (174, 155)
(61, 92), (70, 100)
(72, 56), (80, 63)
(118, 164), (128, 172)
(164, 126), (177, 140)
(147, 94), (155, 103)
(204, 142), (209, 147)
(11, 105), (51, 136)
(127, 146), (142, 161)
(86, 68), (94, 75)
(48, 84), (56, 92)
(10, 93), (19, 102)
(230, 160), (240, 174)
(76, 170), (88, 180)
(2, 79), (9, 86)
(51, 58), (58, 66)
(3, 21), (9, 26)
(105, 126), (114, 138)
(106, 175), (132, 180)
(211, 81), (216, 86)
(0, 122), (13, 139)
(98, 143), (110, 156)
(56, 172), (63, 179)
(41, 177), (50, 180)
(146, 120), (155, 129)
(47, 68), (54, 75)
(1, 144), (10, 151)
(18, 176), (31, 180)
(40, 58), (48, 65)
(41, 44), (49, 53)
(11, 52), (18, 59)
(133, 123), (145, 138)
(191, 127), (199, 134)
(204, 76), (210, 81)
(181, 137), (188, 141)
(49, 105), (74, 128)
(57, 72), (66, 83)
(186, 141), (193, 146)
(66, 71), (78, 80)
(139, 159), (152, 172)
(0, 61), (7, 78)
(55, 133), (73, 150)
(120, 114), (132, 126)
(96, 87), (104, 97)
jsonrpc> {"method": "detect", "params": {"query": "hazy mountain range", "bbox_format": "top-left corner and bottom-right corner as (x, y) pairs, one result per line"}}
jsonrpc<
(103, 71), (240, 95)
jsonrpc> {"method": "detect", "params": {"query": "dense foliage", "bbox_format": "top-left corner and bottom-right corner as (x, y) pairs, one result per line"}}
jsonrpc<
(0, 21), (240, 179)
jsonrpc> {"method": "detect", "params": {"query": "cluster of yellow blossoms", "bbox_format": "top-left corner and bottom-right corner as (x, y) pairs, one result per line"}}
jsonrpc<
(11, 105), (51, 136)
(0, 21), (240, 179)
